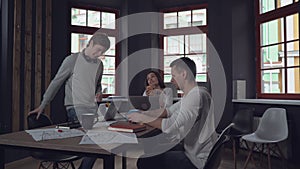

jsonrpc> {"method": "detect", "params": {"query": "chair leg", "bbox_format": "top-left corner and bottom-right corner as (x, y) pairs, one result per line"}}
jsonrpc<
(71, 162), (76, 169)
(267, 144), (271, 169)
(40, 161), (51, 169)
(232, 139), (237, 169)
(275, 143), (286, 169)
(243, 143), (255, 169)
(52, 162), (58, 169)
(38, 162), (42, 169)
(260, 144), (264, 167)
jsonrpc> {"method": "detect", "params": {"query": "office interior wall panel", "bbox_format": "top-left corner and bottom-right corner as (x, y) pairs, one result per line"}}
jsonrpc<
(35, 0), (42, 110)
(45, 0), (52, 117)
(12, 0), (22, 132)
(23, 0), (33, 129)
(10, 0), (52, 131)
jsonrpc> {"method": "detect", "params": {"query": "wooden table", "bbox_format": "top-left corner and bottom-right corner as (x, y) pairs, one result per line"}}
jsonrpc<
(0, 125), (161, 169)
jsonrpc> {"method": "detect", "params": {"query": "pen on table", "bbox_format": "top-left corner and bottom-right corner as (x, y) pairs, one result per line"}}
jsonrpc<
(55, 125), (70, 130)
(117, 111), (128, 121)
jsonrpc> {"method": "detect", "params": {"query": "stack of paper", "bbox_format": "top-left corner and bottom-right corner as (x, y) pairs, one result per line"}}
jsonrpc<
(25, 128), (85, 141)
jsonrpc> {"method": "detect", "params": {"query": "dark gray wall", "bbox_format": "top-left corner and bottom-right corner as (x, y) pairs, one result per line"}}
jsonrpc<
(232, 0), (256, 98)
(208, 0), (234, 129)
(0, 0), (13, 134)
(126, 0), (158, 95)
(153, 0), (207, 8)
(50, 0), (69, 124)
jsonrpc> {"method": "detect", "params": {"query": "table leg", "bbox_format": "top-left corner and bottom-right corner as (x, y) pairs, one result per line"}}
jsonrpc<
(122, 156), (127, 169)
(103, 155), (115, 169)
(0, 148), (4, 169)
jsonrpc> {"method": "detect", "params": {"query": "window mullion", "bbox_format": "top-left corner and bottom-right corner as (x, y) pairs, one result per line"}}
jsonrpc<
(85, 9), (88, 27)
(184, 35), (186, 57)
(100, 12), (102, 28)
(283, 16), (288, 94)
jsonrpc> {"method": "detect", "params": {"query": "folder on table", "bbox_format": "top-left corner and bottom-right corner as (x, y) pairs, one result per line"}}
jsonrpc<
(108, 121), (146, 133)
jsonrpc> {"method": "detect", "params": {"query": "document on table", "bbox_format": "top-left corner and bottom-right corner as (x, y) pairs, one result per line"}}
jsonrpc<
(80, 130), (138, 144)
(25, 128), (85, 141)
(80, 126), (138, 144)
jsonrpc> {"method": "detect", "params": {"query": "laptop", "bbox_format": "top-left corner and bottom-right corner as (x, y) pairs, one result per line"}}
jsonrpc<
(104, 101), (132, 121)
(128, 96), (160, 111)
(103, 96), (160, 121)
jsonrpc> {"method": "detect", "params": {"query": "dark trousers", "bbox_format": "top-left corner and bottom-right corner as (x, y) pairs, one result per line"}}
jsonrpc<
(78, 157), (97, 169)
(67, 108), (97, 169)
(137, 150), (197, 169)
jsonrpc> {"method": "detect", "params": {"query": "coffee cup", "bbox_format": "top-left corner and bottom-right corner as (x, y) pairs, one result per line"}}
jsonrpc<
(81, 113), (98, 130)
(98, 103), (107, 116)
(127, 109), (140, 115)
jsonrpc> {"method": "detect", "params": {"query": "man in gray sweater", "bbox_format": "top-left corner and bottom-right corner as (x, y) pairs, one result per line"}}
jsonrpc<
(29, 32), (110, 169)
(29, 32), (110, 122)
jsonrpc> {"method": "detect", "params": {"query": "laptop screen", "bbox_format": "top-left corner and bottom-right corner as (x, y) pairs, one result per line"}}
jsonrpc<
(103, 96), (160, 121)
(128, 96), (160, 111)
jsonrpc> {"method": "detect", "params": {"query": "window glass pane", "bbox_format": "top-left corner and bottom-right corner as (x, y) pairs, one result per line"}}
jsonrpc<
(261, 18), (284, 45)
(100, 56), (115, 74)
(106, 37), (116, 56)
(71, 8), (86, 26)
(192, 9), (206, 26)
(164, 55), (183, 75)
(286, 13), (299, 41)
(164, 12), (177, 29)
(260, 0), (275, 14)
(87, 10), (100, 28)
(164, 36), (184, 55)
(178, 11), (191, 28)
(261, 69), (285, 93)
(261, 44), (284, 69)
(196, 74), (207, 82)
(287, 41), (299, 66)
(287, 67), (300, 93)
(164, 75), (172, 83)
(185, 34), (206, 54)
(102, 12), (115, 29)
(71, 33), (92, 53)
(101, 75), (115, 94)
(277, 0), (293, 8)
(188, 54), (207, 73)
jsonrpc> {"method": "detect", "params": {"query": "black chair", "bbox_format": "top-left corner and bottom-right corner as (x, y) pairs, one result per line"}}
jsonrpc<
(164, 82), (178, 97)
(27, 114), (81, 169)
(203, 123), (233, 169)
(227, 108), (254, 169)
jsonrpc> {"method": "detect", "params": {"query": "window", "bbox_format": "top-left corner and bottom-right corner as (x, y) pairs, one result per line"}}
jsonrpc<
(70, 6), (118, 95)
(256, 0), (299, 98)
(161, 6), (208, 83)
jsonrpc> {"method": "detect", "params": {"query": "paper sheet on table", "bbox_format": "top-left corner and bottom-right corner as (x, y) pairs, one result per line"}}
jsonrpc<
(80, 130), (138, 144)
(25, 128), (85, 141)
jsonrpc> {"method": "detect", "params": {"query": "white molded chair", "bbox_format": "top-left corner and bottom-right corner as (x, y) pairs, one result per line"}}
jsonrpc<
(242, 108), (288, 169)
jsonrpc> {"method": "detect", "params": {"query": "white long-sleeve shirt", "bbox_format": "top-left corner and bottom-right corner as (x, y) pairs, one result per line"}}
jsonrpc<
(143, 87), (173, 108)
(162, 86), (217, 169)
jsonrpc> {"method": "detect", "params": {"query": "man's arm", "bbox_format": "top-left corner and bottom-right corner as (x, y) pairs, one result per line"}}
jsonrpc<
(95, 61), (104, 102)
(95, 60), (103, 93)
(127, 113), (163, 129)
(29, 55), (74, 118)
(40, 56), (74, 109)
(142, 108), (168, 118)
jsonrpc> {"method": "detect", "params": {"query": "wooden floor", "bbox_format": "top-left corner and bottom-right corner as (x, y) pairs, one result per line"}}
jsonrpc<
(5, 147), (298, 169)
